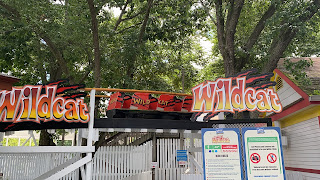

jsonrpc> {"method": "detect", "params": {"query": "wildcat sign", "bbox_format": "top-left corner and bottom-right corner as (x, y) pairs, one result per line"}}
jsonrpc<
(191, 69), (282, 114)
(0, 80), (89, 124)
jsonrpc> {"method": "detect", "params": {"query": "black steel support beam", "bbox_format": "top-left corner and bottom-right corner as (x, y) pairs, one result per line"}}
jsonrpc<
(94, 118), (272, 130)
(0, 117), (272, 132)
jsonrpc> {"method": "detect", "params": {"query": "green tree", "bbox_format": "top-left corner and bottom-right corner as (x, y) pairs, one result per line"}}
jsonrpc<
(0, 0), (208, 146)
(200, 0), (320, 76)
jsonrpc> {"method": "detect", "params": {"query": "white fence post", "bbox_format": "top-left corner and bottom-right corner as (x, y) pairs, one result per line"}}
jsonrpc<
(86, 89), (96, 180)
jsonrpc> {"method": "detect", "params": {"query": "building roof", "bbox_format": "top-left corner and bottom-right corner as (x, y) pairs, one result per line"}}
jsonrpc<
(0, 73), (20, 83)
(277, 57), (320, 95)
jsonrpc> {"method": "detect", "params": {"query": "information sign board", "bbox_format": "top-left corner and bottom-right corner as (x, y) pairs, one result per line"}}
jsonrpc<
(176, 150), (188, 162)
(202, 128), (243, 180)
(242, 127), (286, 180)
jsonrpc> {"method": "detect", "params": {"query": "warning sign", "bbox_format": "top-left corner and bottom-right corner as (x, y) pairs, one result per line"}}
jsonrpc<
(243, 127), (286, 180)
(267, 153), (277, 163)
(250, 153), (261, 163)
(202, 128), (244, 180)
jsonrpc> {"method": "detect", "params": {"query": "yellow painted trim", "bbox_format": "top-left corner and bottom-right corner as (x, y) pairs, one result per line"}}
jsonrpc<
(280, 105), (320, 128)
(270, 71), (277, 89)
(270, 71), (276, 82)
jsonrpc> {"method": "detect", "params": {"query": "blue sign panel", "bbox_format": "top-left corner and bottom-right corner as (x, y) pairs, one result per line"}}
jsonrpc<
(176, 150), (188, 161)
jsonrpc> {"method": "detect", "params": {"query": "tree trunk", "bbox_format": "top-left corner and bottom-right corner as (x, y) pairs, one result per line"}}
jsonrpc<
(87, 0), (102, 120)
(88, 0), (105, 149)
(39, 130), (56, 146)
(87, 0), (101, 89)
(222, 54), (236, 77)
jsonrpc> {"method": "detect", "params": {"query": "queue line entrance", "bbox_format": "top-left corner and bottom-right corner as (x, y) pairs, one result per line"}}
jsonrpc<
(0, 69), (285, 180)
(0, 88), (272, 180)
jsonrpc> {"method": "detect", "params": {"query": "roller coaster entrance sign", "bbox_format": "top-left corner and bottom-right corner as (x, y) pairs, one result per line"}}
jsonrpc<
(0, 80), (90, 132)
(191, 69), (283, 115)
(194, 69), (285, 180)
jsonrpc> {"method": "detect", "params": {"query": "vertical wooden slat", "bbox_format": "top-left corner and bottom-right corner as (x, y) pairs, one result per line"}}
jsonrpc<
(159, 168), (163, 180)
(118, 146), (121, 180)
(114, 146), (117, 180)
(176, 139), (179, 168)
(121, 145), (125, 179)
(118, 146), (122, 179)
(100, 147), (103, 180)
(124, 146), (128, 179)
(157, 139), (160, 169)
(107, 146), (111, 180)
(119, 146), (122, 180)
(103, 146), (107, 179)
(177, 168), (181, 180)
(95, 148), (98, 180)
(129, 146), (132, 177)
(111, 146), (114, 180)
(164, 139), (167, 169)
(160, 139), (162, 169)
(168, 139), (171, 169)
(162, 139), (165, 169)
(92, 150), (96, 180)
(142, 144), (146, 172)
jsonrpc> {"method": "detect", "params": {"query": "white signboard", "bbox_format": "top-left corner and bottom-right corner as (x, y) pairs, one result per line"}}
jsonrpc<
(201, 128), (243, 180)
(243, 127), (286, 180)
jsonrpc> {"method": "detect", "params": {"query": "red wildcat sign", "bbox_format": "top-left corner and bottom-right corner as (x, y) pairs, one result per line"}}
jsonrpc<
(0, 80), (89, 124)
(191, 69), (282, 114)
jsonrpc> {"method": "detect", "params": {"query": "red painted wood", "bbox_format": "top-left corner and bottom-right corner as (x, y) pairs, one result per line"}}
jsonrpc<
(286, 167), (320, 175)
(271, 99), (310, 121)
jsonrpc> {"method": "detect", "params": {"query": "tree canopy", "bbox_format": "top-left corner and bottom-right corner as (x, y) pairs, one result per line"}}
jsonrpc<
(1, 0), (320, 145)
(0, 0), (208, 93)
(201, 0), (320, 76)
(1, 0), (320, 90)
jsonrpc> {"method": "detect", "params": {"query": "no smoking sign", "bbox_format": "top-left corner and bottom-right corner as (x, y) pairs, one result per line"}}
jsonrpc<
(267, 153), (277, 163)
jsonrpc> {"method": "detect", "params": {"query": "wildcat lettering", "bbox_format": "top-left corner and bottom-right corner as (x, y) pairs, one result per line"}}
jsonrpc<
(0, 85), (89, 123)
(191, 77), (282, 113)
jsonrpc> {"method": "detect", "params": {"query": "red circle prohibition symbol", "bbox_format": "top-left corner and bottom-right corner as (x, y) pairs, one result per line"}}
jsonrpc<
(267, 153), (277, 163)
(250, 153), (261, 163)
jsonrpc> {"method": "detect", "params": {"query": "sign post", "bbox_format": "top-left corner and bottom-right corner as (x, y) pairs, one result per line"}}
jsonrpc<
(201, 128), (244, 180)
(242, 127), (286, 180)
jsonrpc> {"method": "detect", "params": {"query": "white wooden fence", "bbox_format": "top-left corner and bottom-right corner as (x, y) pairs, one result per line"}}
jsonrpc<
(0, 136), (204, 180)
(92, 141), (152, 180)
(155, 138), (203, 180)
(155, 168), (185, 180)
(181, 174), (203, 180)
(0, 152), (80, 180)
(121, 171), (152, 180)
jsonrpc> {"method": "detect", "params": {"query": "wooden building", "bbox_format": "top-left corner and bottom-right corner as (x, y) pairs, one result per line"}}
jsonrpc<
(268, 57), (320, 179)
(0, 73), (20, 90)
